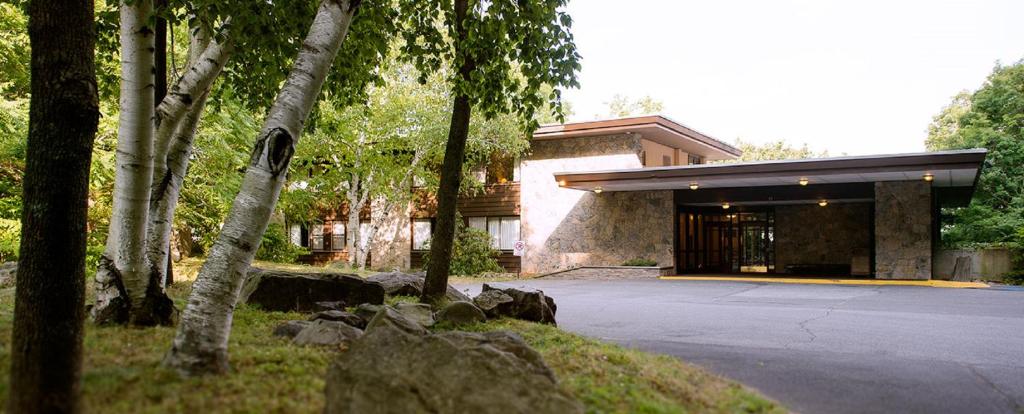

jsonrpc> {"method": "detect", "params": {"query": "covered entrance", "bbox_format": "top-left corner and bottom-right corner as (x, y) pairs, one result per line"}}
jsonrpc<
(678, 209), (774, 274)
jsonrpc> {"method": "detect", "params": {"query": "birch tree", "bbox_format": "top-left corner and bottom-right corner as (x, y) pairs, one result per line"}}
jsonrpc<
(7, 0), (98, 410)
(164, 0), (397, 376)
(401, 0), (582, 303)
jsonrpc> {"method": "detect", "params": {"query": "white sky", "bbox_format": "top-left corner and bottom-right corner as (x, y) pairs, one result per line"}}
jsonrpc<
(561, 0), (1024, 155)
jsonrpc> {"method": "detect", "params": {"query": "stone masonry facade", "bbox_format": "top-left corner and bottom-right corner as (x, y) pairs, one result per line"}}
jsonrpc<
(775, 203), (872, 274)
(874, 181), (932, 279)
(520, 134), (675, 275)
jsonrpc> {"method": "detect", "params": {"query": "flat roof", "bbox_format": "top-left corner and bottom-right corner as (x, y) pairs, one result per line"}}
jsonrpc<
(533, 115), (742, 161)
(554, 149), (987, 197)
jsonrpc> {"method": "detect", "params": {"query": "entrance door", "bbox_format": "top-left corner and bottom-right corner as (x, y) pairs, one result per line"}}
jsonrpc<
(678, 209), (774, 274)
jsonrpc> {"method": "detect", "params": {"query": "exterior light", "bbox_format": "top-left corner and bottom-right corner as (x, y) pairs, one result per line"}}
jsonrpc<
(799, 177), (809, 186)
(722, 202), (730, 209)
(923, 173), (934, 182)
(594, 186), (603, 194)
(689, 182), (699, 190)
(818, 199), (828, 207)
(557, 180), (566, 187)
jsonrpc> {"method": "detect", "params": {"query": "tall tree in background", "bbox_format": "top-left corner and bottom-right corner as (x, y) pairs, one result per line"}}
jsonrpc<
(7, 0), (99, 410)
(604, 94), (663, 118)
(402, 0), (581, 303)
(165, 0), (396, 376)
(926, 60), (1024, 247)
(731, 138), (828, 162)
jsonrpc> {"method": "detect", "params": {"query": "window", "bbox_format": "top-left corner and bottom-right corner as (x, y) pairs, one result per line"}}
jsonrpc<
(289, 223), (303, 247)
(467, 216), (487, 231)
(311, 222), (324, 250)
(486, 216), (520, 250)
(662, 155), (672, 166)
(412, 219), (432, 250)
(331, 222), (345, 251)
(688, 154), (705, 165)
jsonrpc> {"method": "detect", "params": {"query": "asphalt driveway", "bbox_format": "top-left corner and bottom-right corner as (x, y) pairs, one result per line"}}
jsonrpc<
(460, 279), (1024, 414)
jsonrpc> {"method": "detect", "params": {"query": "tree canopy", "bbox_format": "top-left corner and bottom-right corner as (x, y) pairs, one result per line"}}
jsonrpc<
(926, 60), (1024, 247)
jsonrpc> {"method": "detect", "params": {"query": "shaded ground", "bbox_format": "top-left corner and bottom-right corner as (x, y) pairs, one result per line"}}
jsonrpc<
(459, 279), (1024, 414)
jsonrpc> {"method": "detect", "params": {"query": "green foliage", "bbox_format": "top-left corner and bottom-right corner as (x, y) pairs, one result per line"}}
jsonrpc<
(604, 94), (663, 118)
(622, 258), (658, 267)
(732, 138), (828, 162)
(397, 0), (581, 129)
(927, 61), (1024, 247)
(0, 2), (29, 99)
(255, 223), (308, 263)
(422, 218), (503, 276)
(0, 218), (19, 262)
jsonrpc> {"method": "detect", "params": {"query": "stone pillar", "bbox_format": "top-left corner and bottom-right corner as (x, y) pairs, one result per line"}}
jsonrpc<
(874, 181), (932, 279)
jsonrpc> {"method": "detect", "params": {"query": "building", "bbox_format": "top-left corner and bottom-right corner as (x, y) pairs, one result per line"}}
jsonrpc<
(291, 115), (987, 280)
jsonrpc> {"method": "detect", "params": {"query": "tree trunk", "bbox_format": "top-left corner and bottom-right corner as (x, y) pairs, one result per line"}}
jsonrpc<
(93, 0), (156, 325)
(422, 0), (474, 304)
(164, 0), (361, 377)
(346, 174), (361, 267)
(7, 0), (98, 411)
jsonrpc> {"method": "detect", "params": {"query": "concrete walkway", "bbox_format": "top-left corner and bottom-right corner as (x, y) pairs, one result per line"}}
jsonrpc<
(458, 279), (1024, 414)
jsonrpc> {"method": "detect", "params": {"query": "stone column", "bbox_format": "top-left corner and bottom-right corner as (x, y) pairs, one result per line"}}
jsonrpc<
(874, 181), (932, 279)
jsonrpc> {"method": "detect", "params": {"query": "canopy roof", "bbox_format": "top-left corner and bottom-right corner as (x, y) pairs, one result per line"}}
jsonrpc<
(554, 149), (987, 206)
(534, 115), (741, 161)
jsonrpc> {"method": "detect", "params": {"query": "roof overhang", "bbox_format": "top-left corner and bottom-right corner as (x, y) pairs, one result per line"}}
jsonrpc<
(533, 115), (741, 161)
(554, 149), (988, 206)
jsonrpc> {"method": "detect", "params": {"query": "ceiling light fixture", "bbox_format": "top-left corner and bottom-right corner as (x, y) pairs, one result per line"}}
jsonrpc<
(799, 177), (809, 186)
(557, 180), (566, 187)
(722, 202), (730, 210)
(689, 182), (699, 190)
(818, 199), (828, 207)
(594, 186), (603, 194)
(923, 173), (934, 182)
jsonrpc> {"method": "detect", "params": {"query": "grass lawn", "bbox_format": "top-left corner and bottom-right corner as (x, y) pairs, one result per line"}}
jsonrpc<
(0, 261), (784, 413)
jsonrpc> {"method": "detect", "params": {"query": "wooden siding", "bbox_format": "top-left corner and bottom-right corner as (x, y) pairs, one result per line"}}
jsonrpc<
(410, 251), (521, 274)
(412, 183), (520, 218)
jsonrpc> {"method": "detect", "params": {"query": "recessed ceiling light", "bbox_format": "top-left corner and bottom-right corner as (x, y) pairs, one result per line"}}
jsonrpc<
(799, 177), (809, 186)
(923, 173), (934, 182)
(818, 199), (828, 207)
(689, 182), (699, 190)
(722, 202), (730, 209)
(594, 186), (603, 194)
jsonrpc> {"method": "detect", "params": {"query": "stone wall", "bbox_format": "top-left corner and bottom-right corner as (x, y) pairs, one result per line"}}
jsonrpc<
(934, 248), (1015, 281)
(520, 134), (675, 275)
(874, 181), (932, 279)
(775, 203), (872, 274)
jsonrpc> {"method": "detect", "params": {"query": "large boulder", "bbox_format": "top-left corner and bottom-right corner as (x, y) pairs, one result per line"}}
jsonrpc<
(394, 302), (434, 328)
(477, 284), (557, 325)
(324, 310), (582, 413)
(436, 301), (486, 326)
(353, 303), (384, 323)
(239, 268), (384, 312)
(366, 271), (471, 302)
(292, 319), (363, 348)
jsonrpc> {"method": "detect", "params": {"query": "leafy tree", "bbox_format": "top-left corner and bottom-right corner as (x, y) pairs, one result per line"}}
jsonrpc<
(926, 60), (1024, 247)
(604, 94), (663, 118)
(402, 0), (582, 303)
(731, 138), (828, 162)
(7, 0), (98, 410)
(421, 216), (502, 276)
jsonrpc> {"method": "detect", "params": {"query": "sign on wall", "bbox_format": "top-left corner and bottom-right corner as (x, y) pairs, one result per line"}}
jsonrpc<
(512, 240), (525, 257)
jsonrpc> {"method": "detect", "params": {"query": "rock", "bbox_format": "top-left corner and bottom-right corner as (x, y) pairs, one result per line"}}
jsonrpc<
(314, 301), (347, 312)
(353, 303), (384, 323)
(292, 319), (363, 347)
(366, 271), (471, 302)
(309, 310), (366, 329)
(365, 306), (429, 337)
(478, 284), (558, 325)
(324, 320), (582, 413)
(0, 261), (16, 288)
(436, 301), (486, 326)
(394, 302), (434, 328)
(272, 320), (311, 339)
(473, 290), (514, 318)
(238, 268), (384, 312)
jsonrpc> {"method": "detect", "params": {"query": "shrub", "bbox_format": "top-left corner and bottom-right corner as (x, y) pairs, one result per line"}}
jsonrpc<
(0, 218), (19, 262)
(256, 223), (308, 263)
(1003, 272), (1024, 286)
(622, 258), (658, 267)
(422, 219), (503, 276)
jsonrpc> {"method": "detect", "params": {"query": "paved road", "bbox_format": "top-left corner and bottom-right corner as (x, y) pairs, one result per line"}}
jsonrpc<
(459, 280), (1024, 414)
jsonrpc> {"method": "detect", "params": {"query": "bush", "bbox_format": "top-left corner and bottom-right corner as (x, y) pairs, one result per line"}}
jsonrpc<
(622, 258), (658, 267)
(0, 218), (19, 262)
(256, 223), (308, 263)
(1003, 272), (1024, 286)
(422, 219), (503, 276)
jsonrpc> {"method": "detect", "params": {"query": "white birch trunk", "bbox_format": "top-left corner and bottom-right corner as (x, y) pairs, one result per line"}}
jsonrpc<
(93, 0), (155, 324)
(357, 152), (423, 269)
(345, 174), (361, 267)
(145, 26), (230, 289)
(164, 0), (360, 376)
